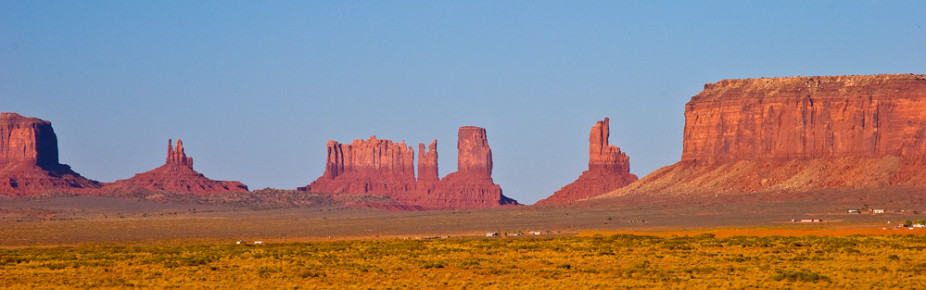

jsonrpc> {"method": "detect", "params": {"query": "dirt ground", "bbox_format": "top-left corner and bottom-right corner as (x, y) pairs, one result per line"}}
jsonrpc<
(2, 189), (924, 247)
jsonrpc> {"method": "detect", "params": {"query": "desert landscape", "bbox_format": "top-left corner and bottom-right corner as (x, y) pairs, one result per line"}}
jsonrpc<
(4, 74), (926, 287)
(3, 1), (925, 287)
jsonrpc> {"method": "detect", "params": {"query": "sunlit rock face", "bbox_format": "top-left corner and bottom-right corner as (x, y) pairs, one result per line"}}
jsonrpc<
(607, 74), (926, 197)
(0, 112), (99, 195)
(537, 118), (637, 204)
(301, 127), (517, 209)
(103, 139), (248, 195)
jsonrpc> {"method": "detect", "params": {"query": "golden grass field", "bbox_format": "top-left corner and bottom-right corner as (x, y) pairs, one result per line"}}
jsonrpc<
(2, 194), (926, 288)
(2, 233), (926, 288)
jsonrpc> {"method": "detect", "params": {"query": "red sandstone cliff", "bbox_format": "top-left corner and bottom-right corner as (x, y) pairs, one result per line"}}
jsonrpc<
(418, 126), (517, 208)
(103, 139), (248, 195)
(299, 136), (417, 197)
(417, 140), (439, 187)
(300, 127), (517, 209)
(0, 112), (99, 195)
(601, 74), (926, 198)
(537, 118), (638, 204)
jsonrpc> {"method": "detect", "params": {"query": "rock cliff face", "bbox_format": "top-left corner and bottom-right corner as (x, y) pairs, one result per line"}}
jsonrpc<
(537, 118), (638, 204)
(299, 136), (417, 197)
(683, 74), (926, 163)
(602, 74), (926, 198)
(417, 140), (439, 187)
(0, 112), (99, 195)
(103, 139), (248, 195)
(300, 127), (517, 209)
(420, 127), (517, 208)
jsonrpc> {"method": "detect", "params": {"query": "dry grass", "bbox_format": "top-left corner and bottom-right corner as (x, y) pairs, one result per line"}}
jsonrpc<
(2, 234), (926, 288)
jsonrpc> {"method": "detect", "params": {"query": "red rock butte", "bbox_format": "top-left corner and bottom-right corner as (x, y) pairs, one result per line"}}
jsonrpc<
(537, 118), (638, 204)
(102, 139), (248, 195)
(300, 126), (517, 209)
(0, 112), (99, 195)
(603, 74), (926, 198)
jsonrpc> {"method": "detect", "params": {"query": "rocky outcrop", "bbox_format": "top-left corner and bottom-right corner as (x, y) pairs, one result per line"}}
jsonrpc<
(299, 136), (417, 197)
(103, 139), (248, 195)
(418, 127), (517, 208)
(300, 127), (518, 209)
(417, 140), (439, 187)
(0, 112), (99, 195)
(537, 118), (638, 204)
(682, 74), (926, 163)
(602, 74), (926, 198)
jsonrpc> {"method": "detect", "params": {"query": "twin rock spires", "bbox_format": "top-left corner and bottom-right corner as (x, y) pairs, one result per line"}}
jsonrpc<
(166, 139), (193, 168)
(105, 138), (248, 195)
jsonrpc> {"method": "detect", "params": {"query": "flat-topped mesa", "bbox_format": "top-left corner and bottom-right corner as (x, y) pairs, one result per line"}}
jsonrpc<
(456, 126), (493, 178)
(166, 139), (193, 168)
(0, 112), (99, 195)
(102, 138), (247, 195)
(602, 74), (926, 198)
(683, 74), (926, 164)
(537, 118), (638, 204)
(0, 112), (58, 167)
(300, 136), (417, 197)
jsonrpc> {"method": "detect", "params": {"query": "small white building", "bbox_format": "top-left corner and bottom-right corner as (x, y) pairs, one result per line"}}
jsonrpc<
(236, 240), (246, 245)
(485, 232), (498, 237)
(847, 209), (860, 214)
(254, 241), (264, 244)
(529, 231), (543, 236)
(872, 209), (886, 214)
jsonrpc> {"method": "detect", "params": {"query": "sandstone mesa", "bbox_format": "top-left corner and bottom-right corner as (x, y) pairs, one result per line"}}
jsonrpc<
(603, 74), (926, 198)
(0, 112), (99, 195)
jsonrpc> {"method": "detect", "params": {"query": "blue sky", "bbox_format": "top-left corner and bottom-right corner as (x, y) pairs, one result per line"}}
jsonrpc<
(2, 1), (923, 204)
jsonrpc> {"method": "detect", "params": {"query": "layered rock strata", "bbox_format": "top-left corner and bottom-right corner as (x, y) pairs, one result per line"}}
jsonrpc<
(0, 112), (99, 195)
(603, 74), (926, 198)
(537, 118), (638, 204)
(104, 139), (248, 195)
(300, 127), (517, 209)
(420, 127), (516, 208)
(300, 137), (417, 197)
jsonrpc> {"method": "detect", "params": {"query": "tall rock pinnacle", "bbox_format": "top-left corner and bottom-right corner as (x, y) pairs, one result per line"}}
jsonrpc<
(102, 138), (247, 195)
(537, 117), (638, 204)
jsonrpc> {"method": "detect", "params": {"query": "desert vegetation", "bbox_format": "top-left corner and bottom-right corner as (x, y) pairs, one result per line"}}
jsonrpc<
(2, 234), (925, 288)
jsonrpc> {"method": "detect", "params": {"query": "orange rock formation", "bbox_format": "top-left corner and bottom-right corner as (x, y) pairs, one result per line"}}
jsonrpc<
(538, 118), (637, 204)
(103, 139), (248, 195)
(0, 112), (99, 195)
(300, 136), (417, 197)
(300, 127), (517, 209)
(604, 74), (926, 198)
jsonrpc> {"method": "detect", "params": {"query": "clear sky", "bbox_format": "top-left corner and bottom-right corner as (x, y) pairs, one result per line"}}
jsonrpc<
(1, 1), (923, 204)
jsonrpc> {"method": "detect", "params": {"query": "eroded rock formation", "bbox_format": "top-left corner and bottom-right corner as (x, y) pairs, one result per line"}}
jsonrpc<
(537, 118), (638, 204)
(602, 74), (926, 198)
(0, 112), (99, 195)
(300, 127), (517, 209)
(299, 136), (417, 197)
(103, 139), (248, 195)
(420, 127), (516, 208)
(417, 140), (439, 187)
